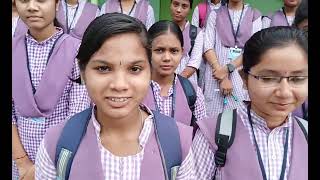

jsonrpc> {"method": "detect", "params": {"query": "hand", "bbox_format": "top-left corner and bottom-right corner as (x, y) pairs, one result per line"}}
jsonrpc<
(219, 77), (233, 96)
(21, 165), (35, 180)
(212, 66), (228, 80)
(16, 156), (33, 180)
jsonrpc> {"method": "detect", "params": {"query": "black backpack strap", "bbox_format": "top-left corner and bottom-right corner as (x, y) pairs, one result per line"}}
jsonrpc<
(295, 116), (308, 142)
(177, 75), (197, 136)
(188, 24), (198, 56)
(152, 110), (182, 180)
(55, 107), (92, 180)
(214, 109), (237, 167)
(301, 102), (308, 120)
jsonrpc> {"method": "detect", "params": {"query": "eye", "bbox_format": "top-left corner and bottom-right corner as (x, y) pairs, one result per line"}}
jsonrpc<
(94, 66), (111, 73)
(153, 48), (163, 53)
(129, 66), (142, 74)
(260, 76), (279, 83)
(289, 76), (308, 84)
(171, 48), (179, 54)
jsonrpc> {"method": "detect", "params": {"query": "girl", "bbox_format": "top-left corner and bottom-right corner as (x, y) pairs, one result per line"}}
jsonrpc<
(170, 0), (204, 86)
(202, 0), (262, 116)
(56, 0), (100, 40)
(12, 0), (90, 179)
(100, 0), (155, 30)
(191, 0), (223, 28)
(12, 0), (27, 37)
(262, 0), (301, 28)
(35, 13), (196, 180)
(193, 26), (308, 179)
(143, 20), (206, 128)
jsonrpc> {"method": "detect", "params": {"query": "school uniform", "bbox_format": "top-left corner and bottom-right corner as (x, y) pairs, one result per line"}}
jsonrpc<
(191, 0), (222, 28)
(12, 28), (91, 179)
(174, 21), (204, 86)
(35, 105), (196, 180)
(192, 102), (307, 180)
(12, 16), (28, 37)
(143, 74), (206, 126)
(202, 4), (262, 116)
(262, 8), (295, 29)
(56, 0), (100, 40)
(100, 0), (155, 29)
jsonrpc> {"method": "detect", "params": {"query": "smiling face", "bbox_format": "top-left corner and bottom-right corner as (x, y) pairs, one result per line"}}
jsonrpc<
(151, 32), (183, 77)
(243, 44), (308, 121)
(82, 33), (151, 120)
(15, 0), (57, 31)
(170, 0), (191, 23)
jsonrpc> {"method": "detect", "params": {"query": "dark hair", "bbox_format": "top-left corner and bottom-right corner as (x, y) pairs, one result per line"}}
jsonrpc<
(77, 13), (150, 72)
(243, 26), (308, 73)
(148, 20), (184, 48)
(293, 0), (308, 27)
(171, 0), (193, 8)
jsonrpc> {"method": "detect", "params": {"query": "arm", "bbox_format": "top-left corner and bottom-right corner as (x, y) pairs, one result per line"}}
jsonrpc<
(146, 5), (155, 30)
(35, 140), (57, 180)
(180, 30), (204, 78)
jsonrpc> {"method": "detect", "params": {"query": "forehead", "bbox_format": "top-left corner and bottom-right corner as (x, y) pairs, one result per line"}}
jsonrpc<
(171, 0), (191, 5)
(152, 32), (181, 47)
(251, 44), (307, 73)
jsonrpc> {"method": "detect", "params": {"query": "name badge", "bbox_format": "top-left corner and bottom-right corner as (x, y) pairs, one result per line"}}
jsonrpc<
(29, 117), (45, 124)
(227, 47), (242, 61)
(171, 166), (180, 180)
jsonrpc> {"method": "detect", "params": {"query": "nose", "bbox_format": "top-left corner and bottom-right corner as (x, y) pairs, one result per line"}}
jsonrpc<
(27, 0), (39, 11)
(274, 78), (293, 99)
(109, 72), (129, 92)
(162, 51), (171, 62)
(176, 6), (182, 13)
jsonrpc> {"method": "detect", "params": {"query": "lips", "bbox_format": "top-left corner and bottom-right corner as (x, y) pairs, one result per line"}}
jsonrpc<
(271, 102), (292, 110)
(160, 65), (174, 71)
(27, 16), (42, 21)
(105, 97), (131, 108)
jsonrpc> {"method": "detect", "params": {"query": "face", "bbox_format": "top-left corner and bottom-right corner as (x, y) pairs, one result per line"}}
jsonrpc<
(170, 0), (191, 23)
(243, 44), (308, 121)
(15, 0), (58, 30)
(229, 0), (243, 3)
(151, 32), (183, 77)
(284, 0), (300, 7)
(83, 33), (151, 120)
(297, 19), (308, 32)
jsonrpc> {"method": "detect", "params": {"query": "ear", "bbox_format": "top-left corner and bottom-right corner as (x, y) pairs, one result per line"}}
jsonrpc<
(238, 69), (248, 90)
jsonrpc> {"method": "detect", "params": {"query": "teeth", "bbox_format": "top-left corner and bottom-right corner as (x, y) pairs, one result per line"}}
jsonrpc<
(109, 97), (129, 102)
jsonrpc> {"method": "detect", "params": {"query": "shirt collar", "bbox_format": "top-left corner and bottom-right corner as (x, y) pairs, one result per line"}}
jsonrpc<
(151, 74), (178, 96)
(26, 27), (63, 45)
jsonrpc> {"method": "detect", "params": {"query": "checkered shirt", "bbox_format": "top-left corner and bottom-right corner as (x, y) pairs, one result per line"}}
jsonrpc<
(192, 102), (293, 180)
(12, 28), (91, 179)
(35, 105), (196, 180)
(202, 4), (262, 116)
(150, 74), (207, 122)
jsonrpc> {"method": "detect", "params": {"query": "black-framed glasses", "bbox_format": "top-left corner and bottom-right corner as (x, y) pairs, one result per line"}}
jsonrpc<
(246, 71), (308, 88)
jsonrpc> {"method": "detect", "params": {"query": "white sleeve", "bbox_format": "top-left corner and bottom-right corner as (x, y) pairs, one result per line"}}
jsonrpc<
(262, 16), (271, 29)
(251, 16), (262, 35)
(203, 10), (217, 53)
(191, 6), (200, 28)
(35, 140), (57, 180)
(95, 7), (100, 18)
(187, 29), (204, 69)
(99, 2), (106, 16)
(146, 5), (155, 30)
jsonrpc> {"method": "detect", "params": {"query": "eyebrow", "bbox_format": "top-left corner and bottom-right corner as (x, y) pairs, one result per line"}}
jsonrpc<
(257, 69), (308, 76)
(90, 59), (147, 65)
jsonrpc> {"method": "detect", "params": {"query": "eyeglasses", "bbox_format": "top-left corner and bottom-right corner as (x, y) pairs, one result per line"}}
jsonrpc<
(246, 71), (308, 88)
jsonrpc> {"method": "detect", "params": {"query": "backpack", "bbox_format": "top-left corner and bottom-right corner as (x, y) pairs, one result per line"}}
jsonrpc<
(177, 74), (197, 136)
(213, 109), (308, 171)
(55, 108), (182, 180)
(188, 24), (198, 57)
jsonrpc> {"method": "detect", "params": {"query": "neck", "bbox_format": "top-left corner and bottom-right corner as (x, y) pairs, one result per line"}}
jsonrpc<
(29, 24), (57, 42)
(152, 72), (175, 87)
(175, 20), (187, 31)
(98, 107), (142, 135)
(67, 0), (78, 5)
(284, 6), (297, 16)
(228, 1), (243, 10)
(211, 0), (220, 5)
(250, 103), (287, 130)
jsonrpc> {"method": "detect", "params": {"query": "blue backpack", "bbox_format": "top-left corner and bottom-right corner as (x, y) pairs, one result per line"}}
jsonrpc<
(55, 108), (182, 180)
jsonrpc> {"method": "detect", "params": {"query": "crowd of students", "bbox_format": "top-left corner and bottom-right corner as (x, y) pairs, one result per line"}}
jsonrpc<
(12, 0), (308, 179)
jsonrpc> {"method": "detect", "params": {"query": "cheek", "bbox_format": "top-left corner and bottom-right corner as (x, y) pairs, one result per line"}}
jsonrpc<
(294, 87), (308, 103)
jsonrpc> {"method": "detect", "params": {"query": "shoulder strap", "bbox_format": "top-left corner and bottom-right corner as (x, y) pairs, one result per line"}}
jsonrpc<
(198, 2), (207, 28)
(214, 109), (237, 167)
(188, 24), (198, 56)
(152, 110), (182, 180)
(295, 116), (308, 142)
(55, 107), (92, 180)
(177, 75), (197, 127)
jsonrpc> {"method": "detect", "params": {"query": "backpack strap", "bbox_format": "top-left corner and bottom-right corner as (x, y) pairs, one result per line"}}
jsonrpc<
(152, 110), (182, 180)
(295, 116), (308, 142)
(177, 75), (197, 136)
(198, 2), (207, 28)
(214, 109), (237, 167)
(55, 107), (92, 180)
(188, 24), (198, 56)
